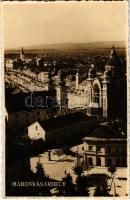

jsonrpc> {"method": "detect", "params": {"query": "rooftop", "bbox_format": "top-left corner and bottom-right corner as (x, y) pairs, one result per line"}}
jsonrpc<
(5, 89), (56, 113)
(83, 125), (126, 141)
(39, 112), (93, 132)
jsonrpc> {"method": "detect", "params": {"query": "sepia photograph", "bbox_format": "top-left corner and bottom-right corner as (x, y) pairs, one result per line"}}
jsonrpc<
(3, 2), (128, 197)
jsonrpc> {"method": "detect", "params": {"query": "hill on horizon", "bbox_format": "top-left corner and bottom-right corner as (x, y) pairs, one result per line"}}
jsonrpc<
(5, 41), (126, 52)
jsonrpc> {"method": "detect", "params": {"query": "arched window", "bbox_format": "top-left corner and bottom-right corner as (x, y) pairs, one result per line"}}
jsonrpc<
(93, 84), (100, 103)
(116, 159), (120, 167)
(88, 157), (93, 166)
(97, 157), (101, 166)
(122, 158), (127, 167)
(107, 158), (112, 166)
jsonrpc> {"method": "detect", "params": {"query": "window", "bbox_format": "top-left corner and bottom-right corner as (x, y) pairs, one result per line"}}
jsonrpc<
(107, 159), (112, 166)
(89, 146), (93, 151)
(37, 112), (40, 116)
(15, 113), (18, 119)
(36, 126), (38, 130)
(116, 148), (119, 153)
(108, 147), (111, 153)
(116, 147), (122, 153)
(97, 146), (101, 152)
(97, 157), (101, 166)
(122, 158), (127, 167)
(116, 159), (120, 167)
(93, 84), (100, 103)
(88, 157), (93, 166)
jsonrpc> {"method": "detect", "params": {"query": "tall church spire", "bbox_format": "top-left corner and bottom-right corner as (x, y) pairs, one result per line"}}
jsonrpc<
(105, 46), (122, 80)
(75, 69), (79, 90)
(56, 70), (65, 86)
(107, 45), (117, 66)
(88, 64), (96, 79)
(20, 47), (24, 60)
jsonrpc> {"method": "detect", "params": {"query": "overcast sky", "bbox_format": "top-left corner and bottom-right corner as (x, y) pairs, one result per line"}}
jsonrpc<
(3, 2), (128, 49)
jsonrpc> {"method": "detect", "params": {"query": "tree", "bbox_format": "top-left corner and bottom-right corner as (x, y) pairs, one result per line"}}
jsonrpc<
(94, 186), (102, 196)
(108, 165), (117, 177)
(35, 161), (51, 196)
(58, 173), (75, 196)
(108, 165), (117, 191)
(35, 161), (46, 180)
(101, 180), (111, 196)
(81, 160), (91, 173)
(94, 180), (111, 197)
(75, 175), (89, 196)
(72, 165), (83, 176)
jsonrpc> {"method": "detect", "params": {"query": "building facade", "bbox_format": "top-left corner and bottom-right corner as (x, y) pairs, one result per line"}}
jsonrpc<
(73, 46), (126, 120)
(83, 125), (127, 167)
(27, 112), (96, 145)
(5, 90), (56, 133)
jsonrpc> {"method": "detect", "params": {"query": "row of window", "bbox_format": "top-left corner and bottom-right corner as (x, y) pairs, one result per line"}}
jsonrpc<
(88, 145), (101, 151)
(87, 157), (127, 167)
(88, 145), (123, 153)
(107, 158), (127, 167)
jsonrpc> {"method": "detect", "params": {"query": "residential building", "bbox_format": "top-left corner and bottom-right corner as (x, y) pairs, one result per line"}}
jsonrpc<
(5, 90), (57, 132)
(28, 112), (96, 145)
(83, 125), (127, 167)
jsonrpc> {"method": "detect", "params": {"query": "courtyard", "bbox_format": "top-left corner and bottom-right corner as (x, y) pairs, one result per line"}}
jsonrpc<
(30, 146), (128, 197)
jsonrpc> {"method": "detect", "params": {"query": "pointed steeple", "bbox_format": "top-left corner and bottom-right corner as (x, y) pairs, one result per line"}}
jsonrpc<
(76, 69), (79, 90)
(88, 64), (96, 79)
(20, 47), (24, 60)
(107, 46), (118, 66)
(21, 47), (24, 55)
(56, 70), (65, 86)
(105, 46), (124, 81)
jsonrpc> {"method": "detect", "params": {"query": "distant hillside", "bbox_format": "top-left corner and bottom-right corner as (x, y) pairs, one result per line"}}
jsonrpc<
(25, 41), (125, 50)
(5, 41), (126, 53)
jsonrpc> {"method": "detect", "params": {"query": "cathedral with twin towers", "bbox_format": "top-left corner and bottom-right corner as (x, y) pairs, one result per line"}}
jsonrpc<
(68, 46), (126, 121)
(17, 46), (127, 122)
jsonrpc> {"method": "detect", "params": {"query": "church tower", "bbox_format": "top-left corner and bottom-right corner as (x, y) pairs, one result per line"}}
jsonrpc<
(75, 69), (79, 90)
(56, 70), (68, 109)
(102, 46), (122, 118)
(102, 65), (115, 118)
(43, 72), (54, 91)
(87, 64), (96, 104)
(106, 46), (123, 81)
(20, 47), (24, 60)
